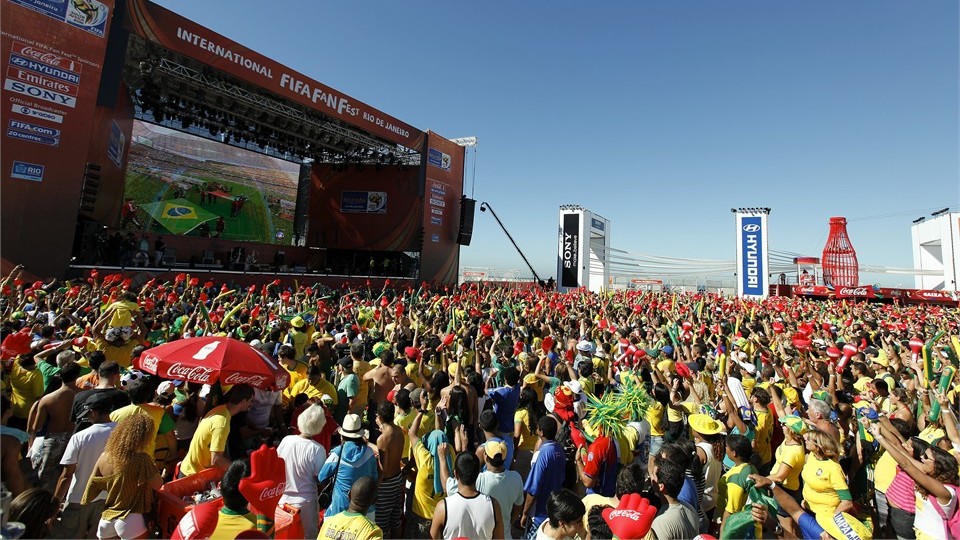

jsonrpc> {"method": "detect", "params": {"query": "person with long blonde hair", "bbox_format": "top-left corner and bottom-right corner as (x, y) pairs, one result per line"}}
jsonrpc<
(82, 414), (163, 540)
(800, 428), (853, 516)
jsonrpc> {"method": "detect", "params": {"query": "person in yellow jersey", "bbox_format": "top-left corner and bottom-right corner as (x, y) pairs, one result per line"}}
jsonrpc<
(717, 434), (759, 539)
(6, 353), (44, 430)
(349, 342), (373, 423)
(645, 383), (670, 476)
(109, 378), (176, 462)
(180, 384), (254, 477)
(766, 416), (806, 537)
(90, 303), (145, 369)
(750, 387), (774, 473)
(285, 316), (310, 360)
(209, 460), (258, 539)
(800, 429), (853, 516)
(277, 345), (307, 396)
(317, 476), (382, 540)
(284, 365), (336, 409)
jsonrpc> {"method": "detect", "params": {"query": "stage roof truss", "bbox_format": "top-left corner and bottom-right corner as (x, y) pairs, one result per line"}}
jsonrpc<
(125, 36), (420, 166)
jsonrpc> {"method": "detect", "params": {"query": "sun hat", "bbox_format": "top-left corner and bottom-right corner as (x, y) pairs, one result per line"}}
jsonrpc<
(576, 340), (594, 353)
(688, 414), (724, 435)
(523, 373), (539, 385)
(781, 415), (807, 435)
(447, 362), (459, 377)
(290, 316), (306, 329)
(338, 414), (368, 440)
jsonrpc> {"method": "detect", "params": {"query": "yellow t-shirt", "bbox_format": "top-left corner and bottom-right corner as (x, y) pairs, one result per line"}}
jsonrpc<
(93, 337), (138, 369)
(646, 402), (666, 437)
(874, 450), (898, 492)
(8, 362), (43, 419)
(801, 455), (851, 515)
(773, 443), (805, 491)
(109, 403), (166, 457)
(580, 377), (596, 397)
(353, 360), (372, 409)
(719, 462), (753, 514)
(919, 426), (946, 444)
(412, 440), (444, 519)
(396, 409), (414, 459)
(318, 510), (383, 540)
(514, 409), (537, 451)
(211, 508), (256, 539)
(741, 376), (756, 397)
(284, 376), (337, 407)
(181, 405), (231, 476)
(754, 409), (773, 465)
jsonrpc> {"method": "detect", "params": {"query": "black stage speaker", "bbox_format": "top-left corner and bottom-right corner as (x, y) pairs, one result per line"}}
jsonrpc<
(457, 196), (476, 246)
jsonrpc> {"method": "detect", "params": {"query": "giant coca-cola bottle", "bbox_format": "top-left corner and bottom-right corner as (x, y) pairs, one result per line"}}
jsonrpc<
(821, 217), (859, 287)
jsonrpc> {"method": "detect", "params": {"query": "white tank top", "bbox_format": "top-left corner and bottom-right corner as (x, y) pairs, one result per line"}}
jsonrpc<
(697, 440), (722, 512)
(443, 491), (497, 540)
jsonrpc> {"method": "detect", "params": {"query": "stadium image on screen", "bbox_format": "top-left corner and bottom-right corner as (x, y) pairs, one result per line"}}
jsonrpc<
(122, 120), (299, 245)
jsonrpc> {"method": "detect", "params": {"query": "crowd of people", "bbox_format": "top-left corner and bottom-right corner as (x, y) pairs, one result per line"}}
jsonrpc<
(2, 262), (960, 540)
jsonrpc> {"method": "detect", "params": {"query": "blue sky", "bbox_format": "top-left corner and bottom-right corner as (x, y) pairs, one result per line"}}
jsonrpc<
(155, 1), (959, 287)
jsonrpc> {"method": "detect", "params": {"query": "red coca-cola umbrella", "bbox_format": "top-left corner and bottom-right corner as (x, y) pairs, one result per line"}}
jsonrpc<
(134, 336), (290, 391)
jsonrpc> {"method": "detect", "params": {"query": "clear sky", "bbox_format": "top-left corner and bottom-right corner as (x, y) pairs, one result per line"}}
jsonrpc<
(155, 1), (959, 287)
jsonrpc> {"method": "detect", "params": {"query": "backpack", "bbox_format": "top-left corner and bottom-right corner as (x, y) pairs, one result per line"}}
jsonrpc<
(928, 484), (960, 539)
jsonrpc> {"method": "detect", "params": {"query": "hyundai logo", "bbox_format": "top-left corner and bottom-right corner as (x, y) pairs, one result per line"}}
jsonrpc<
(742, 224), (761, 232)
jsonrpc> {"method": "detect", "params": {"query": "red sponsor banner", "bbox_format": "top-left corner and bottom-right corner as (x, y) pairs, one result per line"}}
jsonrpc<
(1, 0), (115, 276)
(834, 286), (875, 299)
(6, 66), (79, 96)
(631, 278), (663, 285)
(907, 289), (958, 304)
(125, 0), (423, 150)
(308, 164), (421, 251)
(419, 132), (465, 285)
(792, 285), (832, 297)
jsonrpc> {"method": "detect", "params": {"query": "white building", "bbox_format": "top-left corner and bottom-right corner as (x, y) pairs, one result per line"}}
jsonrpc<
(911, 211), (959, 291)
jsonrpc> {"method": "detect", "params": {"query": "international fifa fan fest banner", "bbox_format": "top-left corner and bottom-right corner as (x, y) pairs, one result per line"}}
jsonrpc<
(735, 212), (770, 299)
(419, 132), (465, 285)
(1, 0), (116, 276)
(125, 0), (425, 151)
(308, 163), (421, 251)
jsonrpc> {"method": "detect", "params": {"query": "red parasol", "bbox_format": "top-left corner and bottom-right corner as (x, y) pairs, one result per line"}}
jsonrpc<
(135, 336), (290, 391)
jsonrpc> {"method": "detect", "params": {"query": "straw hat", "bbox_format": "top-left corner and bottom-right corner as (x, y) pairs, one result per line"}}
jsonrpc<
(688, 414), (724, 436)
(338, 414), (368, 440)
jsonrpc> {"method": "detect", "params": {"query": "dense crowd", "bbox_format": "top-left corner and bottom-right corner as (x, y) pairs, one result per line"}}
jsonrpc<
(2, 262), (960, 540)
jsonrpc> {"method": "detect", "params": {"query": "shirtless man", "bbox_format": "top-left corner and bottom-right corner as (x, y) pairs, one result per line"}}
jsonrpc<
(365, 350), (397, 406)
(374, 400), (406, 539)
(29, 361), (82, 491)
(391, 363), (415, 392)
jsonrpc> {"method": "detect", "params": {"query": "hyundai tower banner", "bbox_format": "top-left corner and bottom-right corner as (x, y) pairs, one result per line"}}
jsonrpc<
(735, 213), (769, 298)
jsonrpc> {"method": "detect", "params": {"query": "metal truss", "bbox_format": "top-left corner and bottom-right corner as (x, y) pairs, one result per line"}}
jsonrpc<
(153, 57), (420, 164)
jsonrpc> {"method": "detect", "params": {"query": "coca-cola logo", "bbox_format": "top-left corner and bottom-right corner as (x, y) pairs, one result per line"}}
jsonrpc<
(141, 354), (159, 373)
(798, 286), (815, 294)
(15, 45), (78, 72)
(839, 287), (869, 296)
(259, 482), (285, 501)
(165, 363), (215, 383)
(223, 372), (267, 386)
(607, 509), (642, 521)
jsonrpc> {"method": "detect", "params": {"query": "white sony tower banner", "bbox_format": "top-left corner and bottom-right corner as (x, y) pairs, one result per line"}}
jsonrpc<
(734, 212), (770, 298)
(557, 206), (610, 293)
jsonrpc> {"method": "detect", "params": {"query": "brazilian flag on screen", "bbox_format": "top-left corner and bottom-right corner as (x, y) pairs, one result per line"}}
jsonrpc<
(139, 198), (218, 235)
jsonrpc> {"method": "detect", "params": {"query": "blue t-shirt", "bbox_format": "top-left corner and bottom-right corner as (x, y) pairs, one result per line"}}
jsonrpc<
(523, 440), (566, 520)
(487, 385), (520, 433)
(482, 435), (515, 473)
(678, 476), (699, 511)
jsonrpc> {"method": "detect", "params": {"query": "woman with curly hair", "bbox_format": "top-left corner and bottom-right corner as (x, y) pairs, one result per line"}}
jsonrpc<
(82, 414), (163, 540)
